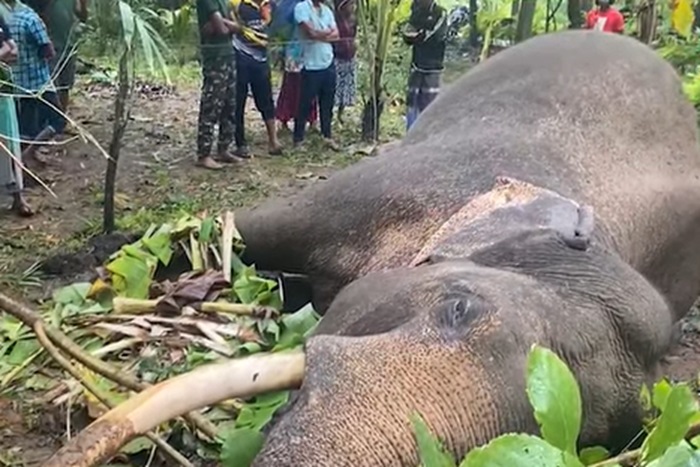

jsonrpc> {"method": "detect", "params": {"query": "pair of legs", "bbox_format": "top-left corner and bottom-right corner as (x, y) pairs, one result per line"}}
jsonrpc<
(0, 95), (32, 217)
(16, 90), (65, 164)
(405, 68), (442, 131)
(294, 63), (337, 149)
(334, 58), (356, 124)
(275, 71), (318, 131)
(50, 48), (77, 124)
(196, 56), (237, 170)
(234, 50), (282, 156)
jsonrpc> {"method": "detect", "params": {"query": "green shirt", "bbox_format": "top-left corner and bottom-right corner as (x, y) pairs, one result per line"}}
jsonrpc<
(43, 0), (80, 52)
(196, 0), (234, 64)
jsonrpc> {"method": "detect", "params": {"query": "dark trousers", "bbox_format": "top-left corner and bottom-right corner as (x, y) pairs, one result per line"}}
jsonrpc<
(197, 57), (236, 157)
(235, 50), (275, 148)
(294, 63), (336, 143)
(16, 91), (66, 140)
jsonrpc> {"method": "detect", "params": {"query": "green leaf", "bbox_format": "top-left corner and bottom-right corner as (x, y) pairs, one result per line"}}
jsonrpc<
(652, 378), (673, 411)
(281, 303), (320, 336)
(641, 383), (699, 462)
(7, 339), (40, 366)
(220, 428), (265, 467)
(52, 283), (91, 305)
(118, 1), (136, 49)
(120, 436), (153, 454)
(141, 229), (173, 265)
(646, 441), (700, 467)
(106, 254), (153, 298)
(525, 344), (582, 455)
(459, 434), (584, 467)
(235, 391), (290, 432)
(578, 446), (609, 465)
(410, 412), (456, 467)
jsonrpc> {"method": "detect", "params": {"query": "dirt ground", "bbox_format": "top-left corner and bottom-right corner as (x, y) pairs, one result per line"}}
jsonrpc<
(2, 71), (700, 465)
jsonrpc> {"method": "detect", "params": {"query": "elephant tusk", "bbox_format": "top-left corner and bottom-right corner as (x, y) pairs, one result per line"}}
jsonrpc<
(42, 349), (306, 467)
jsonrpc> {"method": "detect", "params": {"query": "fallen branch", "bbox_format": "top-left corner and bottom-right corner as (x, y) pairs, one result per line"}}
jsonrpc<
(33, 321), (194, 467)
(0, 292), (218, 440)
(113, 296), (278, 318)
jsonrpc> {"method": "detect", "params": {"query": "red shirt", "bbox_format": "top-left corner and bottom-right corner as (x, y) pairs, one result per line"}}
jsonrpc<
(585, 8), (624, 33)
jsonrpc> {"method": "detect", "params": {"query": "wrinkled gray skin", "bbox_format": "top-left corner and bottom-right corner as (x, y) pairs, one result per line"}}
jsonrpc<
(235, 30), (700, 465)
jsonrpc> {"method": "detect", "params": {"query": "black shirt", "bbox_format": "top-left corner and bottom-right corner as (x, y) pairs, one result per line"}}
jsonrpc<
(405, 1), (447, 72)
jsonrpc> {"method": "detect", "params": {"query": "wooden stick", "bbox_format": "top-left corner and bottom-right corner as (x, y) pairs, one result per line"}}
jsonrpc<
(0, 292), (219, 441)
(33, 321), (194, 467)
(112, 296), (277, 318)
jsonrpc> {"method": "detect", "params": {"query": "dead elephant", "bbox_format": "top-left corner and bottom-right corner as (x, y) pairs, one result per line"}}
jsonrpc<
(44, 30), (700, 467)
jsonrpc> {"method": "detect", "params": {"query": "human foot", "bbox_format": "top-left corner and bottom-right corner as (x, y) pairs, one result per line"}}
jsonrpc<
(11, 195), (34, 217)
(234, 146), (252, 159)
(216, 151), (241, 164)
(196, 156), (223, 170)
(324, 138), (340, 152)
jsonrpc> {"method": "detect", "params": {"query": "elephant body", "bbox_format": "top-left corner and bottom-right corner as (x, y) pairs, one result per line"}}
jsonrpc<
(234, 30), (700, 465)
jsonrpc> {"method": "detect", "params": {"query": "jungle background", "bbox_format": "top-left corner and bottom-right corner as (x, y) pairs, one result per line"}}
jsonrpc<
(2, 0), (700, 465)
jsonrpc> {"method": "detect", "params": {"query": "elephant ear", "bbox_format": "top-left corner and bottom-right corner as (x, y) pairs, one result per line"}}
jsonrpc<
(410, 179), (593, 267)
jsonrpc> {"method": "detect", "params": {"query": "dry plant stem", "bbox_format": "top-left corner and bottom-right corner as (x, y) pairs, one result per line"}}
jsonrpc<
(33, 322), (194, 467)
(45, 350), (305, 467)
(590, 423), (700, 467)
(113, 296), (267, 317)
(0, 291), (218, 440)
(221, 211), (234, 283)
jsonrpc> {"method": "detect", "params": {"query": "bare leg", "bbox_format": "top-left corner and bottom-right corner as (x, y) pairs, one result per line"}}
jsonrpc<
(265, 119), (283, 155)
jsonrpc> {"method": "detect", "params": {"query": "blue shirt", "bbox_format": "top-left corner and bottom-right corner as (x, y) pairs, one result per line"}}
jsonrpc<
(9, 4), (53, 94)
(294, 0), (336, 71)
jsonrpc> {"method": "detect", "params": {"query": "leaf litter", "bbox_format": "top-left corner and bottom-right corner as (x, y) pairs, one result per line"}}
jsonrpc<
(0, 210), (320, 465)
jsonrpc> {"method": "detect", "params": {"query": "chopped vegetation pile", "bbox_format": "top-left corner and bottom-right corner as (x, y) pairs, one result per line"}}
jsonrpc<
(0, 211), (319, 466)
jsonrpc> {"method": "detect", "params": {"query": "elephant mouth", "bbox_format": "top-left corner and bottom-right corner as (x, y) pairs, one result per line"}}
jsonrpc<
(41, 349), (307, 467)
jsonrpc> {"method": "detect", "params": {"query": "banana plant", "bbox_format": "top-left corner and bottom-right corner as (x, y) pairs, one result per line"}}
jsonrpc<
(103, 1), (170, 233)
(357, 0), (411, 141)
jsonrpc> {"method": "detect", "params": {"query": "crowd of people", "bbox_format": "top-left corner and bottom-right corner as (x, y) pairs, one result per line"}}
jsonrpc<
(194, 0), (451, 169)
(0, 0), (87, 217)
(0, 0), (626, 216)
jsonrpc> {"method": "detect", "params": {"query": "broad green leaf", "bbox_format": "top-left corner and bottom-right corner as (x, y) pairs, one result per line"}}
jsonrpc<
(118, 1), (136, 49)
(525, 345), (582, 455)
(411, 412), (456, 467)
(641, 383), (699, 462)
(199, 217), (214, 243)
(120, 436), (153, 454)
(646, 441), (700, 467)
(52, 283), (91, 305)
(7, 339), (40, 366)
(106, 254), (152, 298)
(459, 434), (584, 467)
(235, 391), (290, 432)
(141, 230), (173, 265)
(640, 383), (652, 412)
(281, 304), (320, 336)
(578, 446), (609, 465)
(220, 428), (265, 467)
(652, 378), (673, 411)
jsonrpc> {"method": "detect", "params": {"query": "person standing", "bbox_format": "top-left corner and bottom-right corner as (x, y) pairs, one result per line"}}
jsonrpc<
(41, 0), (88, 124)
(584, 0), (624, 33)
(274, 26), (318, 131)
(293, 0), (339, 150)
(402, 0), (447, 131)
(230, 0), (282, 157)
(195, 0), (239, 170)
(9, 0), (66, 147)
(0, 8), (32, 216)
(332, 0), (356, 125)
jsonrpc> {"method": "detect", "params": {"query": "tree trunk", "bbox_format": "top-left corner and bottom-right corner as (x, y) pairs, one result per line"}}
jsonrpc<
(469, 0), (479, 48)
(567, 0), (583, 27)
(512, 0), (521, 17)
(362, 56), (385, 141)
(515, 0), (537, 42)
(637, 0), (657, 44)
(103, 50), (131, 234)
